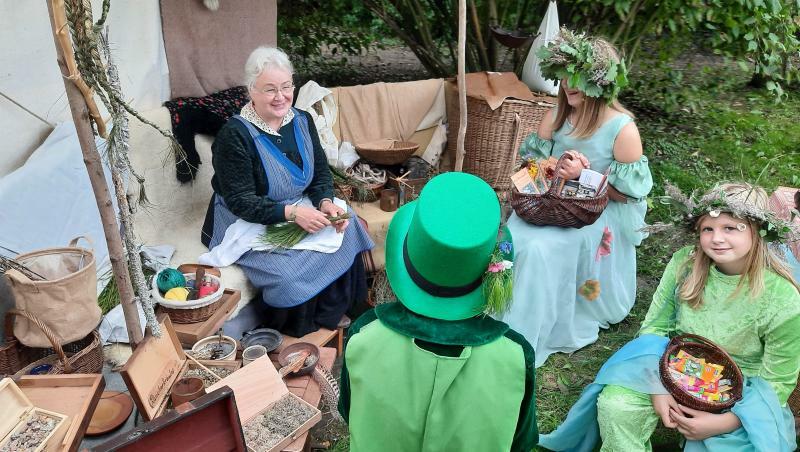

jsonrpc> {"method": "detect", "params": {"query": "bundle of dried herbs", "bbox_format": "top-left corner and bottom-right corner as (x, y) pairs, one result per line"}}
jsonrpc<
(257, 213), (351, 251)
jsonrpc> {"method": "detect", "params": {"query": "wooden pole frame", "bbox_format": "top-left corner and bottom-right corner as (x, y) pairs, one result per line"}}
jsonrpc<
(455, 0), (468, 172)
(46, 0), (143, 346)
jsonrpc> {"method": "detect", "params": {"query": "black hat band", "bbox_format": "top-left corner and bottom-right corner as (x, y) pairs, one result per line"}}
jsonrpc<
(403, 235), (483, 298)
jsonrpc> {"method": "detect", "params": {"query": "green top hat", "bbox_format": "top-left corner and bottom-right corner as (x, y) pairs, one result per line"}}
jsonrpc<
(385, 172), (503, 320)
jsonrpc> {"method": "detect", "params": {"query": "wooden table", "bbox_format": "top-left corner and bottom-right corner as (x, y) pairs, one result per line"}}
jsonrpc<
(271, 346), (337, 452)
(161, 289), (241, 347)
(17, 374), (105, 452)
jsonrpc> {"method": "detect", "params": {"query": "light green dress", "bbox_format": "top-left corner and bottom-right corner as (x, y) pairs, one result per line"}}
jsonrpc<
(597, 246), (800, 451)
(502, 113), (653, 367)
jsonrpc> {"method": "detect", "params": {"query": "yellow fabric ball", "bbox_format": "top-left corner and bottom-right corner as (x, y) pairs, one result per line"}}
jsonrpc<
(164, 287), (190, 301)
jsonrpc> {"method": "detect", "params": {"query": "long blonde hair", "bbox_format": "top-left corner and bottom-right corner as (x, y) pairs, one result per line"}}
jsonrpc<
(552, 38), (633, 138)
(679, 182), (800, 308)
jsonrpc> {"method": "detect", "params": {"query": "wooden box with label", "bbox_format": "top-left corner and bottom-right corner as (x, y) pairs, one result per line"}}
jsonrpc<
(0, 378), (70, 452)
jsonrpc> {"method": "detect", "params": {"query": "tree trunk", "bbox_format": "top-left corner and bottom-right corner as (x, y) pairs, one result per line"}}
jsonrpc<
(46, 0), (143, 346)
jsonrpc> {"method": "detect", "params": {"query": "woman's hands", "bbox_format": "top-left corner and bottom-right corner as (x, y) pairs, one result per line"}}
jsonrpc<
(669, 406), (741, 441)
(651, 394), (680, 428)
(319, 199), (349, 233)
(287, 205), (331, 233)
(652, 394), (742, 441)
(557, 150), (590, 179)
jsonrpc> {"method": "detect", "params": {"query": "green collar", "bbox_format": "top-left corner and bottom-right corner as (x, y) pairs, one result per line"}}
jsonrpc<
(375, 302), (509, 346)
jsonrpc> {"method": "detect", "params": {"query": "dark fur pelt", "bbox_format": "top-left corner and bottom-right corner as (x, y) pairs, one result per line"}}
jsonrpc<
(164, 86), (250, 182)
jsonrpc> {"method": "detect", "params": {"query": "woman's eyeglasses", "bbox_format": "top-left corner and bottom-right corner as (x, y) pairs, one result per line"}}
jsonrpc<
(253, 83), (294, 98)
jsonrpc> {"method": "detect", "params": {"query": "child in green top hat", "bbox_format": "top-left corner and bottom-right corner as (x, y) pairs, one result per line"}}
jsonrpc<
(338, 172), (538, 452)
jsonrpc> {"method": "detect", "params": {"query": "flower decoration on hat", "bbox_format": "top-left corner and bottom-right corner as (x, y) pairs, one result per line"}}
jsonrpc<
(536, 27), (629, 101)
(483, 238), (514, 316)
(644, 182), (799, 244)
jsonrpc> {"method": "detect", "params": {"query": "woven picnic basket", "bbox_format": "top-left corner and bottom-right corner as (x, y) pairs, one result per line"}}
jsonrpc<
(447, 93), (556, 190)
(510, 153), (608, 228)
(4, 309), (103, 376)
(659, 334), (743, 413)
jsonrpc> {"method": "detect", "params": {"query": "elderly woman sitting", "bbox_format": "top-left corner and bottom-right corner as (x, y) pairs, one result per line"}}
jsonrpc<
(202, 47), (374, 337)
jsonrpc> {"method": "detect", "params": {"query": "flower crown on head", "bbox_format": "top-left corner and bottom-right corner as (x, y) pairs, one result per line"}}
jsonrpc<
(645, 182), (800, 244)
(536, 27), (629, 101)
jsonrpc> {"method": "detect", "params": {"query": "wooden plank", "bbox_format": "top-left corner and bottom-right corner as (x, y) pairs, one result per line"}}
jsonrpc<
(274, 328), (337, 354)
(17, 374), (104, 452)
(166, 289), (241, 347)
(206, 355), (289, 423)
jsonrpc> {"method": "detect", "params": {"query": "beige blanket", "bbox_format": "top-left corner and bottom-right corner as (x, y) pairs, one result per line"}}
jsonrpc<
(160, 0), (277, 98)
(337, 79), (443, 145)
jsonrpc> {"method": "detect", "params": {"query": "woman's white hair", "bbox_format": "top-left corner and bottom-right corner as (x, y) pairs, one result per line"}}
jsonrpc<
(244, 46), (294, 89)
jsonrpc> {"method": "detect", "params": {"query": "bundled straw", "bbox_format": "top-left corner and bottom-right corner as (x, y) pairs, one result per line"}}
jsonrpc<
(258, 214), (351, 250)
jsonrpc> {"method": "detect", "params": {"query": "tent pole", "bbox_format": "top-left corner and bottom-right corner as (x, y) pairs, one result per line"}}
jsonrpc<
(46, 0), (143, 346)
(454, 0), (468, 172)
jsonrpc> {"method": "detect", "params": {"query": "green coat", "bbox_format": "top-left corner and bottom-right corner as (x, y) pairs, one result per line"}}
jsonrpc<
(339, 303), (538, 451)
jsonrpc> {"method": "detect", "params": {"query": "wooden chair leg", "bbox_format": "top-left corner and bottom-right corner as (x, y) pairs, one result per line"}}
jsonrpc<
(336, 327), (344, 357)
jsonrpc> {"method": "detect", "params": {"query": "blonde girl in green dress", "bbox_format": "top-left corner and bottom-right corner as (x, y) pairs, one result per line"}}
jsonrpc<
(539, 182), (800, 451)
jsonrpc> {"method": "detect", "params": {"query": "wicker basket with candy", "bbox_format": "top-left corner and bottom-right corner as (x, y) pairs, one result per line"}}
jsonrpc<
(659, 334), (744, 413)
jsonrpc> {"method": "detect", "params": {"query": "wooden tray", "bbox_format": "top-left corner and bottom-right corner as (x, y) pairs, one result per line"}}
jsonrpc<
(91, 386), (246, 451)
(15, 373), (104, 452)
(270, 347), (336, 452)
(207, 355), (321, 452)
(159, 289), (241, 347)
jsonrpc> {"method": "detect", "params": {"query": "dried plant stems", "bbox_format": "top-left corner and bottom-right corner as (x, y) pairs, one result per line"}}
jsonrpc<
(46, 0), (143, 344)
(258, 214), (352, 250)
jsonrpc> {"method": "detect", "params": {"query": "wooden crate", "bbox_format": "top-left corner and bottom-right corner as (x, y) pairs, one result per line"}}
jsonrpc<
(91, 386), (246, 451)
(16, 373), (104, 452)
(207, 355), (321, 452)
(0, 378), (70, 452)
(120, 314), (242, 421)
(159, 289), (241, 347)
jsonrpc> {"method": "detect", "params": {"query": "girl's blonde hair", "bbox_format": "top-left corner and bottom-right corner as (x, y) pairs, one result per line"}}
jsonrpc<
(679, 182), (800, 308)
(552, 38), (633, 138)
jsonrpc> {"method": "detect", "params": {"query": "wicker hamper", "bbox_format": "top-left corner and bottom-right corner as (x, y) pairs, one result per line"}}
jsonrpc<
(446, 82), (555, 190)
(2, 309), (102, 376)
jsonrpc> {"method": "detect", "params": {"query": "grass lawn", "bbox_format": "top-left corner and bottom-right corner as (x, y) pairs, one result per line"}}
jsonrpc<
(535, 62), (800, 449)
(323, 54), (800, 452)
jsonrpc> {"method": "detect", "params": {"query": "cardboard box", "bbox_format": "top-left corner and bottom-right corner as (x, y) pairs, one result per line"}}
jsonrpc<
(120, 314), (241, 421)
(207, 355), (322, 452)
(0, 378), (70, 452)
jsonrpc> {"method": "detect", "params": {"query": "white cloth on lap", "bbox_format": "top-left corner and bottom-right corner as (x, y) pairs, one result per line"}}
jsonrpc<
(198, 197), (347, 267)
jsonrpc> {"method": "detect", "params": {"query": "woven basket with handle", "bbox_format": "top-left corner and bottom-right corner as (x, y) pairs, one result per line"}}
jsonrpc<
(4, 309), (103, 376)
(447, 95), (555, 190)
(659, 334), (743, 413)
(788, 374), (800, 420)
(510, 153), (608, 228)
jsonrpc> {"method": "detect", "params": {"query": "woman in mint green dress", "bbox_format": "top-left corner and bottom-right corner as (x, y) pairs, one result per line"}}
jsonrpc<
(502, 29), (653, 366)
(539, 182), (800, 451)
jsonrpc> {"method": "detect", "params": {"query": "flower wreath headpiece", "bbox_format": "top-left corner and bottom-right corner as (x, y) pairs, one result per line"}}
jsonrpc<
(536, 27), (629, 101)
(645, 182), (799, 244)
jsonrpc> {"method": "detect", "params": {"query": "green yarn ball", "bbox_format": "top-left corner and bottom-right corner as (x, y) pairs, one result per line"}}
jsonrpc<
(157, 268), (186, 294)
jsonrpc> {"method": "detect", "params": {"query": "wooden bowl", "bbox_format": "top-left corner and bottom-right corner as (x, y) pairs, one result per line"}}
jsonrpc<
(490, 26), (537, 48)
(277, 342), (320, 377)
